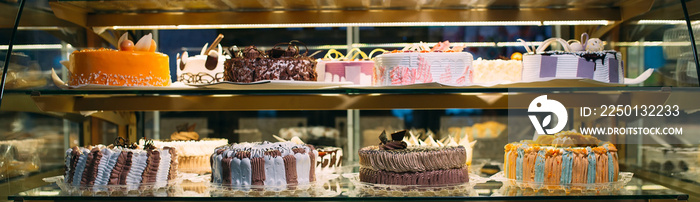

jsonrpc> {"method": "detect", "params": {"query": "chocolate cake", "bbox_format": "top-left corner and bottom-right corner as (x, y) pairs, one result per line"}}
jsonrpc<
(223, 41), (317, 82)
(358, 130), (470, 186)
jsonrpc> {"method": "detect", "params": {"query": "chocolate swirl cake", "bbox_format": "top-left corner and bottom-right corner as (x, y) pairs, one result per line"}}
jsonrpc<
(358, 130), (470, 186)
(224, 41), (317, 82)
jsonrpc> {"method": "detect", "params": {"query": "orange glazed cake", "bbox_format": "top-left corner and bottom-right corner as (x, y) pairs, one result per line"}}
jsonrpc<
(503, 131), (619, 185)
(65, 33), (170, 86)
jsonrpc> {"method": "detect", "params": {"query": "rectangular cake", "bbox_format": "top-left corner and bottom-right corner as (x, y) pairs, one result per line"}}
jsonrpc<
(374, 52), (473, 86)
(522, 51), (622, 83)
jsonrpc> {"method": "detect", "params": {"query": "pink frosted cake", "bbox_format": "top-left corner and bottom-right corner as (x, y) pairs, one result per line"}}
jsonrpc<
(320, 61), (374, 85)
(374, 41), (473, 86)
(503, 131), (620, 185)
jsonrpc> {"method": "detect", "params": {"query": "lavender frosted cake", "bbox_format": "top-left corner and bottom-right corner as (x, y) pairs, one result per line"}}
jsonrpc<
(520, 33), (623, 83)
(358, 130), (469, 186)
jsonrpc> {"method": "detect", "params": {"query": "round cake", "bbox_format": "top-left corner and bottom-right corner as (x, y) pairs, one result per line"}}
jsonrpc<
(177, 34), (227, 84)
(358, 130), (469, 186)
(63, 142), (178, 190)
(210, 137), (317, 187)
(148, 123), (228, 174)
(62, 33), (170, 86)
(503, 131), (620, 185)
(152, 139), (228, 175)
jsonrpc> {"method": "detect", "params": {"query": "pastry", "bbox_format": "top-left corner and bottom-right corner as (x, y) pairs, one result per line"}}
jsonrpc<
(503, 131), (620, 185)
(316, 48), (378, 85)
(61, 33), (170, 86)
(146, 123), (228, 174)
(224, 40), (317, 82)
(358, 130), (469, 185)
(64, 141), (177, 190)
(520, 33), (623, 83)
(471, 58), (522, 83)
(374, 41), (473, 86)
(177, 34), (227, 84)
(210, 137), (317, 187)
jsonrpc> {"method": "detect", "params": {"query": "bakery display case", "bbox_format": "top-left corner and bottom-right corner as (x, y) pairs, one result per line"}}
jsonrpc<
(1, 0), (700, 201)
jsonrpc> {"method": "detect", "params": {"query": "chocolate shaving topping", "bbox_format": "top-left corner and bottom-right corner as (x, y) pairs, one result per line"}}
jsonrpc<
(243, 46), (261, 59)
(379, 130), (388, 144)
(391, 130), (407, 141)
(267, 47), (286, 59)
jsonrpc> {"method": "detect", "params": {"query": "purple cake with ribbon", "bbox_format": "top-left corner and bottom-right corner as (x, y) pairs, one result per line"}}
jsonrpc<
(520, 33), (623, 83)
(358, 130), (469, 186)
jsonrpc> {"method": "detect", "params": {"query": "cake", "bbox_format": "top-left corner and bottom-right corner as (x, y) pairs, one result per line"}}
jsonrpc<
(63, 141), (178, 190)
(223, 41), (317, 82)
(520, 33), (623, 83)
(503, 131), (620, 185)
(145, 123), (228, 174)
(315, 146), (343, 173)
(276, 127), (342, 173)
(61, 33), (170, 86)
(316, 48), (377, 85)
(210, 137), (317, 187)
(471, 57), (522, 83)
(177, 34), (227, 84)
(373, 41), (473, 86)
(358, 130), (469, 186)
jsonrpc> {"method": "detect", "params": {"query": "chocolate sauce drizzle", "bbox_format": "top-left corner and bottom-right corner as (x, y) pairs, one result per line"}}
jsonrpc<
(543, 51), (618, 71)
(178, 72), (224, 84)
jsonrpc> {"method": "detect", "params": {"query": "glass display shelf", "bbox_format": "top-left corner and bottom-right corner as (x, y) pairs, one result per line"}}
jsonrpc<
(6, 86), (700, 96)
(8, 177), (688, 201)
(7, 86), (700, 112)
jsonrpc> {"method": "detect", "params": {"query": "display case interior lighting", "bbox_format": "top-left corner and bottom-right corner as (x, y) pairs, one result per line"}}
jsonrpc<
(634, 20), (700, 25)
(497, 41), (543, 47)
(211, 94), (236, 97)
(614, 41), (692, 47)
(17, 26), (62, 30)
(0, 44), (64, 50)
(109, 21), (540, 30)
(542, 20), (613, 25)
(106, 20), (620, 30)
